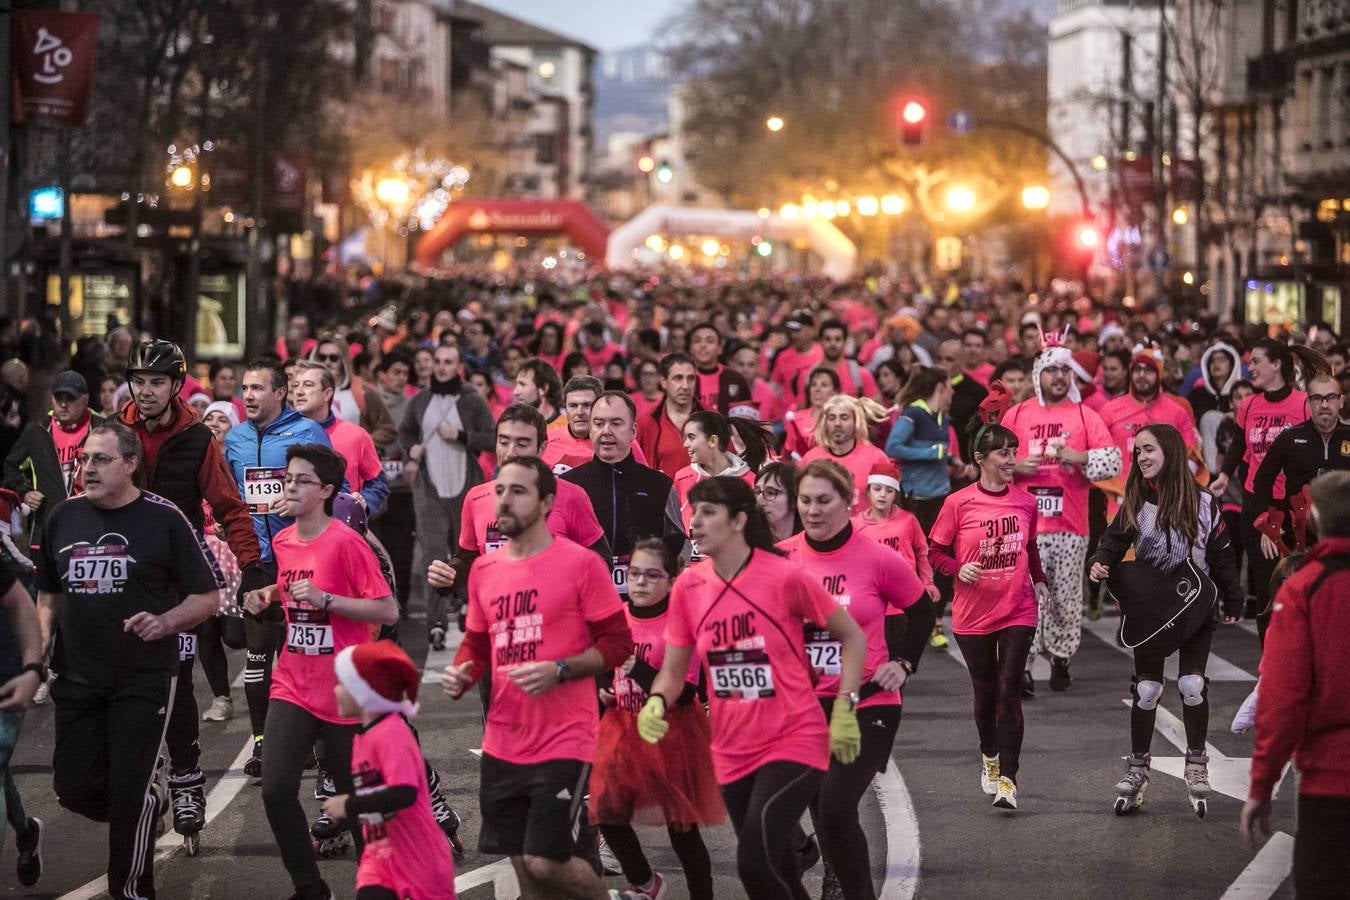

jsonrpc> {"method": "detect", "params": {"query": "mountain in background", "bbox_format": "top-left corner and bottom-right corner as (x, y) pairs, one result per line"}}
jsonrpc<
(594, 44), (673, 144)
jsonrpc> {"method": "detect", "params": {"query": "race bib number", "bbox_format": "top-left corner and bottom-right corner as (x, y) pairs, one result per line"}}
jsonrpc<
(707, 648), (776, 700)
(804, 627), (841, 676)
(689, 539), (703, 563)
(67, 545), (132, 593)
(485, 524), (505, 553)
(285, 608), (334, 655)
(244, 467), (287, 514)
(381, 458), (404, 480)
(611, 554), (630, 596)
(1030, 486), (1064, 517)
(178, 632), (197, 662)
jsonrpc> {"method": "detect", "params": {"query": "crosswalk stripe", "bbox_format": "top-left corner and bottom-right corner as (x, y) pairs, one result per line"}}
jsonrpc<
(1083, 617), (1255, 681)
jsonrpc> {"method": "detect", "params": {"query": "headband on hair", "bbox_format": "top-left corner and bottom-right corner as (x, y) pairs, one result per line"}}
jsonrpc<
(973, 423), (993, 455)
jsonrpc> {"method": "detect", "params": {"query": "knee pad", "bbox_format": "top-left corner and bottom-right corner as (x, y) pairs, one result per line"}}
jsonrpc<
(1178, 674), (1208, 707)
(1133, 679), (1164, 711)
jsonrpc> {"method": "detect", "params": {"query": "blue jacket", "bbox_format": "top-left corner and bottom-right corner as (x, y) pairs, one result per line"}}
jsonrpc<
(884, 400), (951, 500)
(224, 406), (335, 561)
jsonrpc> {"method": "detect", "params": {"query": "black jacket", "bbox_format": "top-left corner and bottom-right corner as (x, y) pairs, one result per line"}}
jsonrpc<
(948, 372), (988, 461)
(561, 452), (686, 560)
(1252, 419), (1350, 510)
(2, 412), (103, 545)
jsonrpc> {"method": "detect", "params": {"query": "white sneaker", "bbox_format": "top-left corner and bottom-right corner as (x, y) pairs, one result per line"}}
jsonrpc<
(980, 754), (1000, 796)
(32, 679), (50, 706)
(1230, 684), (1259, 733)
(992, 776), (1018, 810)
(202, 697), (233, 722)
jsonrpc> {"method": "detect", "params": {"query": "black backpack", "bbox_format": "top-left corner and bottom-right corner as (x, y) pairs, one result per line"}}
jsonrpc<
(1107, 556), (1218, 657)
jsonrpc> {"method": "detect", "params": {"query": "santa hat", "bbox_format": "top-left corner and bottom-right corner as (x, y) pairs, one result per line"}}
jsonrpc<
(867, 461), (901, 492)
(335, 641), (420, 717)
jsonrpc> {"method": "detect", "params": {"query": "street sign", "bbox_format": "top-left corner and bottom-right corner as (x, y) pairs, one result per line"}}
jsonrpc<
(948, 109), (975, 135)
(1148, 246), (1170, 271)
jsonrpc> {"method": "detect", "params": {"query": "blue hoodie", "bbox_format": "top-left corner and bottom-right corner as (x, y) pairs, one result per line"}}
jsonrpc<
(224, 405), (335, 561)
(884, 399), (952, 500)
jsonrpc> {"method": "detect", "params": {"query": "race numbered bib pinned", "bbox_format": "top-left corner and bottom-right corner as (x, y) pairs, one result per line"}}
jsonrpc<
(67, 544), (133, 594)
(707, 648), (776, 700)
(381, 458), (404, 481)
(178, 632), (198, 662)
(804, 627), (842, 676)
(1030, 486), (1065, 518)
(484, 524), (506, 553)
(611, 554), (630, 596)
(243, 467), (287, 514)
(285, 607), (334, 656)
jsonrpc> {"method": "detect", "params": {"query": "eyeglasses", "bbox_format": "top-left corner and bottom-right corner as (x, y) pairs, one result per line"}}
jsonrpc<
(754, 487), (784, 502)
(316, 353), (342, 363)
(80, 452), (130, 467)
(1309, 393), (1342, 405)
(629, 569), (668, 583)
(283, 475), (323, 487)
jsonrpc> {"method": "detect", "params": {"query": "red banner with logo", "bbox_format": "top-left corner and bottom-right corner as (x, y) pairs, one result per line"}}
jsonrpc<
(268, 151), (308, 212)
(1118, 158), (1155, 209)
(11, 11), (99, 126)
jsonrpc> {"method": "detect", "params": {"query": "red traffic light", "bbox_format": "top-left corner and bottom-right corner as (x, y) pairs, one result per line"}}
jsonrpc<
(901, 100), (927, 124)
(637, 154), (655, 173)
(1076, 224), (1101, 249)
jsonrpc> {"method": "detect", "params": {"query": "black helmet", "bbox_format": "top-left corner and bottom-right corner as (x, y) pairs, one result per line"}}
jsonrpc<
(127, 340), (187, 380)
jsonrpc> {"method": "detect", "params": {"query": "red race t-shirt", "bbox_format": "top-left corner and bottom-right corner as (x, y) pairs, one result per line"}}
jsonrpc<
(1237, 389), (1309, 496)
(929, 483), (1039, 636)
(1002, 398), (1114, 535)
(852, 510), (935, 592)
(665, 550), (837, 784)
(779, 530), (924, 708)
(466, 537), (625, 765)
(800, 442), (892, 512)
(50, 417), (90, 493)
(459, 477), (604, 554)
(352, 714), (456, 899)
(271, 521), (389, 723)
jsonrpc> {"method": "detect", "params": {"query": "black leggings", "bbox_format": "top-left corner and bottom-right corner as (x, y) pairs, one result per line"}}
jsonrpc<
(1131, 620), (1213, 756)
(913, 497), (952, 619)
(721, 761), (823, 900)
(810, 703), (900, 900)
(1240, 498), (1278, 642)
(261, 699), (361, 893)
(953, 626), (1035, 782)
(355, 887), (398, 900)
(195, 616), (231, 699)
(599, 823), (713, 900)
(1295, 794), (1350, 899)
(243, 615), (284, 738)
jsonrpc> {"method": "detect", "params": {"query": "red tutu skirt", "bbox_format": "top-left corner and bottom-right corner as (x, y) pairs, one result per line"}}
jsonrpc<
(589, 703), (726, 829)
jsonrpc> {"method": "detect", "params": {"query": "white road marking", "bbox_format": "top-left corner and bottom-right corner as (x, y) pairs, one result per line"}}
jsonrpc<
(1220, 831), (1295, 900)
(59, 738), (256, 900)
(454, 857), (519, 897)
(1084, 618), (1254, 681)
(875, 761), (921, 900)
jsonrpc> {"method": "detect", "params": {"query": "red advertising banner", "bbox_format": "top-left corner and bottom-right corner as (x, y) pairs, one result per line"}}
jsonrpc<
(11, 11), (99, 126)
(268, 151), (308, 212)
(1118, 158), (1155, 209)
(1170, 158), (1202, 203)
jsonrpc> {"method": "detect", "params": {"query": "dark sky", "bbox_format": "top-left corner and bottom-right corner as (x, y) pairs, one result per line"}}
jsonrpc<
(475, 0), (680, 51)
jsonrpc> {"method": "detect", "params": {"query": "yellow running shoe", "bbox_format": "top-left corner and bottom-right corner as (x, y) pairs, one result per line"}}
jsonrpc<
(930, 623), (948, 649)
(992, 776), (1018, 810)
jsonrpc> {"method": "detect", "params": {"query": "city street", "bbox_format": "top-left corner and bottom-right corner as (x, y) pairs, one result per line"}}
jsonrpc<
(2, 609), (1293, 899)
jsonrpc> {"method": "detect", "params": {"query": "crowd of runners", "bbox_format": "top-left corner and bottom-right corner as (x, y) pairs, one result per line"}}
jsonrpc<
(0, 266), (1344, 899)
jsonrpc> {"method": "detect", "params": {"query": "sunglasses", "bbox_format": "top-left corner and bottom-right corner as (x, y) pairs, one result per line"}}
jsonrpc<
(316, 353), (342, 363)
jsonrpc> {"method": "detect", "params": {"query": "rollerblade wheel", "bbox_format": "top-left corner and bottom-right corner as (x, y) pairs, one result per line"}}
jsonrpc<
(184, 833), (200, 856)
(1113, 797), (1128, 815)
(1191, 798), (1207, 819)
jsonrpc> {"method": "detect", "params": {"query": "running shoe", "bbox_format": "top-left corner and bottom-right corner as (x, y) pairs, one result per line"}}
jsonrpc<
(244, 735), (263, 782)
(929, 624), (948, 649)
(285, 882), (334, 900)
(1049, 657), (1071, 692)
(15, 816), (42, 886)
(980, 754), (1000, 796)
(1231, 685), (1259, 733)
(201, 696), (233, 722)
(429, 626), (446, 651)
(631, 871), (667, 900)
(992, 776), (1018, 810)
(794, 831), (821, 873)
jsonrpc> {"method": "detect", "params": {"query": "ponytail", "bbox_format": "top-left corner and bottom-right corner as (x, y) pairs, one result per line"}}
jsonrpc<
(1254, 338), (1331, 389)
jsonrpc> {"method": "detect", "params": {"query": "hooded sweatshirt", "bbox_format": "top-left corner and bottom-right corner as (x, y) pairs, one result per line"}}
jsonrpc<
(673, 453), (754, 531)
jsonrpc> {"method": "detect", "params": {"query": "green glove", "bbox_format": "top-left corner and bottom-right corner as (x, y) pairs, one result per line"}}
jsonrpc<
(830, 696), (861, 765)
(637, 695), (669, 744)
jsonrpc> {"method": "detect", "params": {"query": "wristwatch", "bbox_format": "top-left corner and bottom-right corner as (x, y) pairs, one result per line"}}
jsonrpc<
(555, 659), (572, 683)
(321, 591), (334, 610)
(20, 662), (47, 683)
(894, 658), (915, 675)
(839, 691), (860, 711)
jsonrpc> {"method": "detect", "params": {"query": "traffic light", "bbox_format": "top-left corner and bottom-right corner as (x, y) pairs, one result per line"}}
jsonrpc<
(899, 99), (928, 147)
(636, 154), (655, 174)
(1075, 223), (1101, 249)
(656, 161), (674, 184)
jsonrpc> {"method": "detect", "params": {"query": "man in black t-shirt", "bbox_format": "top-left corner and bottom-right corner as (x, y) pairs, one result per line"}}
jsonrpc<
(35, 423), (219, 900)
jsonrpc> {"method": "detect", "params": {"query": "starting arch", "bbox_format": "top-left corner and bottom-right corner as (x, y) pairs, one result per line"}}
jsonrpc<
(414, 198), (611, 267)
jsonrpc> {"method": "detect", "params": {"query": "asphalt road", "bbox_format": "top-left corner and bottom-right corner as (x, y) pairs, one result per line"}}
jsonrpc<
(0, 607), (1297, 899)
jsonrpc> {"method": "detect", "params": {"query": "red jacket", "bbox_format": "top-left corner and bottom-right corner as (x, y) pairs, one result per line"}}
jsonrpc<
(1250, 537), (1350, 801)
(636, 401), (700, 480)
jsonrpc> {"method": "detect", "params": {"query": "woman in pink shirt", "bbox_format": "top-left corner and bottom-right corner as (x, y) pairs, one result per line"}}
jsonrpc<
(590, 538), (724, 900)
(781, 460), (933, 900)
(639, 476), (867, 900)
(929, 423), (1049, 812)
(674, 411), (768, 537)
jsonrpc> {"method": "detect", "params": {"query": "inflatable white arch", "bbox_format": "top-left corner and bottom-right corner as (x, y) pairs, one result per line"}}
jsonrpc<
(606, 205), (858, 280)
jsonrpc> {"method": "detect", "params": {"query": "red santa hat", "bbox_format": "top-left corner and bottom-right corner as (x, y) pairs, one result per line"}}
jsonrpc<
(335, 641), (420, 717)
(867, 460), (901, 492)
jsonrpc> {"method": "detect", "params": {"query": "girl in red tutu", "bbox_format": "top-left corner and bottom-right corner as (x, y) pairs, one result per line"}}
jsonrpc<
(591, 538), (724, 900)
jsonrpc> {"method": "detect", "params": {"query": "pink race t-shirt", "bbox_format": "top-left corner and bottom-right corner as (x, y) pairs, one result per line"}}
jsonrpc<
(540, 428), (594, 474)
(800, 442), (892, 512)
(466, 537), (625, 765)
(1237, 389), (1309, 496)
(771, 344), (825, 393)
(50, 416), (91, 493)
(271, 522), (389, 723)
(1099, 393), (1199, 483)
(612, 603), (702, 713)
(794, 359), (877, 404)
(779, 530), (924, 708)
(665, 550), (837, 784)
(352, 714), (456, 899)
(928, 483), (1039, 635)
(852, 511), (935, 591)
(324, 418), (383, 495)
(673, 465), (757, 532)
(458, 477), (604, 554)
(1002, 398), (1114, 535)
(697, 366), (724, 411)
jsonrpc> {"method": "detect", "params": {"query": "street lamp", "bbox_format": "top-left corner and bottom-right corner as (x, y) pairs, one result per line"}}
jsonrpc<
(1171, 206), (1190, 225)
(765, 115), (785, 133)
(170, 165), (194, 189)
(880, 194), (905, 215)
(375, 176), (411, 209)
(857, 196), (879, 216)
(944, 185), (976, 214)
(1021, 185), (1050, 210)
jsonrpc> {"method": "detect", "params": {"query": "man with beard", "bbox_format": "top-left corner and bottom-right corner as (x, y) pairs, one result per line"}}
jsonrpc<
(1100, 349), (1199, 491)
(513, 359), (566, 432)
(794, 318), (875, 401)
(1002, 342), (1120, 693)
